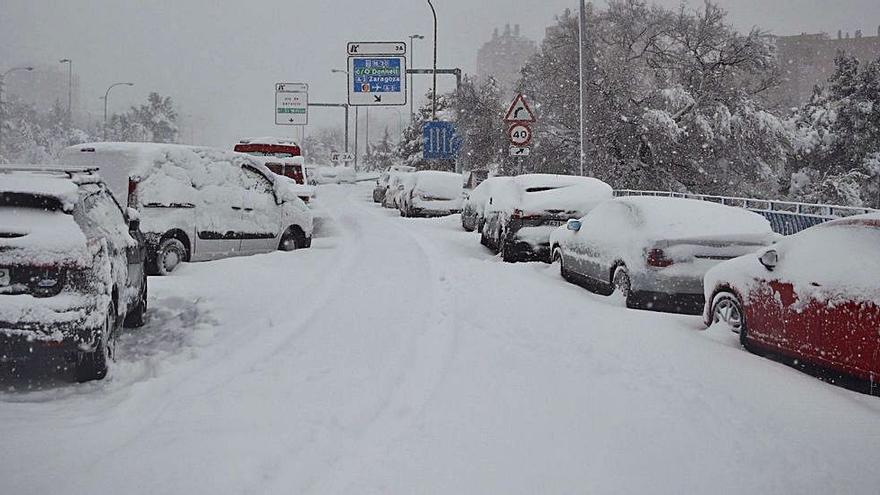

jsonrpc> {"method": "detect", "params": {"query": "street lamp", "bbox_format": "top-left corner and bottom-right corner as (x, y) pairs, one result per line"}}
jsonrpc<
(427, 0), (438, 120)
(0, 66), (34, 158)
(59, 59), (73, 121)
(408, 34), (425, 122)
(102, 82), (134, 141)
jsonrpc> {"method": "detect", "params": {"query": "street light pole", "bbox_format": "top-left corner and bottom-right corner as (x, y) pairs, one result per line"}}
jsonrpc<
(427, 0), (438, 121)
(59, 59), (73, 122)
(0, 66), (34, 159)
(578, 0), (588, 177)
(408, 34), (424, 122)
(102, 82), (134, 141)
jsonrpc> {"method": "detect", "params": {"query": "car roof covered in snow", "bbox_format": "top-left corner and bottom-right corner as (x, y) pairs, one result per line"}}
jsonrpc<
(60, 142), (281, 203)
(0, 166), (97, 211)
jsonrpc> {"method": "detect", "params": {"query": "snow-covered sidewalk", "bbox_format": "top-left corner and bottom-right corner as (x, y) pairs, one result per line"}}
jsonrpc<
(2, 183), (879, 495)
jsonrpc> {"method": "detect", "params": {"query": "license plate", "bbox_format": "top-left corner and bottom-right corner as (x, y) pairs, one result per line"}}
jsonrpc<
(544, 220), (565, 227)
(0, 268), (9, 287)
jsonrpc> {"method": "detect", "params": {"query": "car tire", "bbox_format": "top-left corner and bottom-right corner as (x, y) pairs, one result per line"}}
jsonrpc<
(480, 224), (490, 247)
(123, 274), (148, 328)
(75, 301), (115, 383)
(554, 249), (569, 280)
(154, 238), (186, 275)
(501, 238), (517, 263)
(279, 226), (308, 251)
(612, 265), (633, 306)
(711, 292), (745, 335)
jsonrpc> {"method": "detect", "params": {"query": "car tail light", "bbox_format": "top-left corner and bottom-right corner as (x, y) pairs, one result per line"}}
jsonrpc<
(128, 178), (139, 208)
(511, 208), (541, 220)
(28, 268), (66, 298)
(646, 248), (674, 268)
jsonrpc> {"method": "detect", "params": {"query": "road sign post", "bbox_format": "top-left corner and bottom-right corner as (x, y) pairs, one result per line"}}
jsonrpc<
(504, 93), (536, 124)
(275, 83), (308, 126)
(504, 94), (536, 172)
(347, 42), (408, 107)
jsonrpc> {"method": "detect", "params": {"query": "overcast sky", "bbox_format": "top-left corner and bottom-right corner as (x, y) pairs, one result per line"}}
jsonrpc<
(3, 0), (880, 148)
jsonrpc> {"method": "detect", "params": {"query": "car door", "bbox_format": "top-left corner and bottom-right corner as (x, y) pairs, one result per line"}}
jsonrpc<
(574, 202), (627, 285)
(239, 165), (283, 254)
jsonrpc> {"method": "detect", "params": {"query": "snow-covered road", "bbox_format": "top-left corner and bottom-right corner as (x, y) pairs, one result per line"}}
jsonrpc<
(3, 184), (880, 495)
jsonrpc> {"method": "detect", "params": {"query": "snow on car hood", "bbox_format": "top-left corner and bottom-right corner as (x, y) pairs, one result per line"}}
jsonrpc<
(0, 207), (89, 266)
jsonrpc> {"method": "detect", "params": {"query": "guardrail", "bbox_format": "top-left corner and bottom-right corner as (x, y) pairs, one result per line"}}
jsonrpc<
(613, 189), (878, 235)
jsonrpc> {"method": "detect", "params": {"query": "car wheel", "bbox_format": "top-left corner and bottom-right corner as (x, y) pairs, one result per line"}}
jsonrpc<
(75, 301), (115, 382)
(554, 249), (569, 279)
(501, 238), (517, 263)
(711, 292), (745, 335)
(612, 265), (632, 303)
(123, 274), (148, 328)
(480, 224), (490, 247)
(279, 226), (307, 251)
(155, 238), (186, 275)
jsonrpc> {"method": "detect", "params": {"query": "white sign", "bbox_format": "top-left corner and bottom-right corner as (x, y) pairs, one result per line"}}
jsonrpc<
(347, 41), (407, 107)
(504, 94), (536, 123)
(330, 151), (355, 163)
(509, 146), (531, 157)
(275, 82), (308, 126)
(508, 124), (532, 146)
(348, 42), (407, 56)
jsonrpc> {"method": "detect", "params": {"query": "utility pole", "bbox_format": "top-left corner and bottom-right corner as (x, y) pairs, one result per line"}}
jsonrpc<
(0, 66), (34, 158)
(408, 34), (425, 122)
(59, 59), (73, 122)
(354, 106), (359, 171)
(427, 0), (438, 120)
(578, 0), (588, 177)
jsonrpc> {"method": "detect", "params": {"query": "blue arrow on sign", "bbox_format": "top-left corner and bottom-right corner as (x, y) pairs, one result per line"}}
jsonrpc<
(423, 121), (459, 160)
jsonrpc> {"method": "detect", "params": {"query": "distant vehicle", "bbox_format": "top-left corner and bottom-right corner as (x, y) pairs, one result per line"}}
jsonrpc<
(382, 169), (414, 209)
(462, 169), (490, 190)
(551, 197), (776, 314)
(461, 176), (511, 232)
(482, 174), (613, 263)
(308, 165), (356, 185)
(60, 143), (313, 275)
(0, 166), (148, 382)
(398, 171), (463, 218)
(705, 213), (880, 383)
(233, 137), (302, 158)
(374, 165), (416, 203)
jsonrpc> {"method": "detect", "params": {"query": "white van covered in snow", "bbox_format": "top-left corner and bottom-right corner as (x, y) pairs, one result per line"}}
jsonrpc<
(60, 143), (313, 274)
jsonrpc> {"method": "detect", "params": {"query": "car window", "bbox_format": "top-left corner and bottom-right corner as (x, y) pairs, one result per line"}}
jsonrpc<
(74, 185), (130, 246)
(241, 166), (275, 196)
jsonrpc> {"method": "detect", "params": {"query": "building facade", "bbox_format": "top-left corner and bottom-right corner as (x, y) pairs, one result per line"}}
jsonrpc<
(476, 24), (538, 94)
(773, 26), (880, 108)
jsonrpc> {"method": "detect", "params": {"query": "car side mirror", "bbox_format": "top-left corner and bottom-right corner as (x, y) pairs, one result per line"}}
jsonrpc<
(759, 249), (778, 271)
(126, 207), (141, 232)
(567, 219), (582, 232)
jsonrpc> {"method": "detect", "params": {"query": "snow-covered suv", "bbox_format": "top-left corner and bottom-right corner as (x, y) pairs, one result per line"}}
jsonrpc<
(61, 143), (314, 275)
(0, 167), (148, 382)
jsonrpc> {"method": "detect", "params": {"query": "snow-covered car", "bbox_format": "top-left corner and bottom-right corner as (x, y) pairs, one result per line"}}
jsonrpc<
(61, 143), (313, 275)
(551, 197), (776, 314)
(0, 166), (148, 382)
(481, 174), (613, 262)
(382, 170), (414, 209)
(461, 176), (511, 232)
(704, 213), (880, 382)
(398, 171), (463, 218)
(310, 166), (356, 185)
(374, 165), (415, 203)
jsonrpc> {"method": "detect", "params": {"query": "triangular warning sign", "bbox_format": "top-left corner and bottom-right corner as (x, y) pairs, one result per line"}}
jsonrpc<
(504, 94), (536, 123)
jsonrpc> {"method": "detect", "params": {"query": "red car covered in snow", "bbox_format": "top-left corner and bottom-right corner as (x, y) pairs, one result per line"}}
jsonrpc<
(704, 213), (880, 385)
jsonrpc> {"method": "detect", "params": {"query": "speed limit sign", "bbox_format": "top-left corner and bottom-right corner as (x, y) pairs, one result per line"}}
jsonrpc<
(508, 124), (532, 147)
